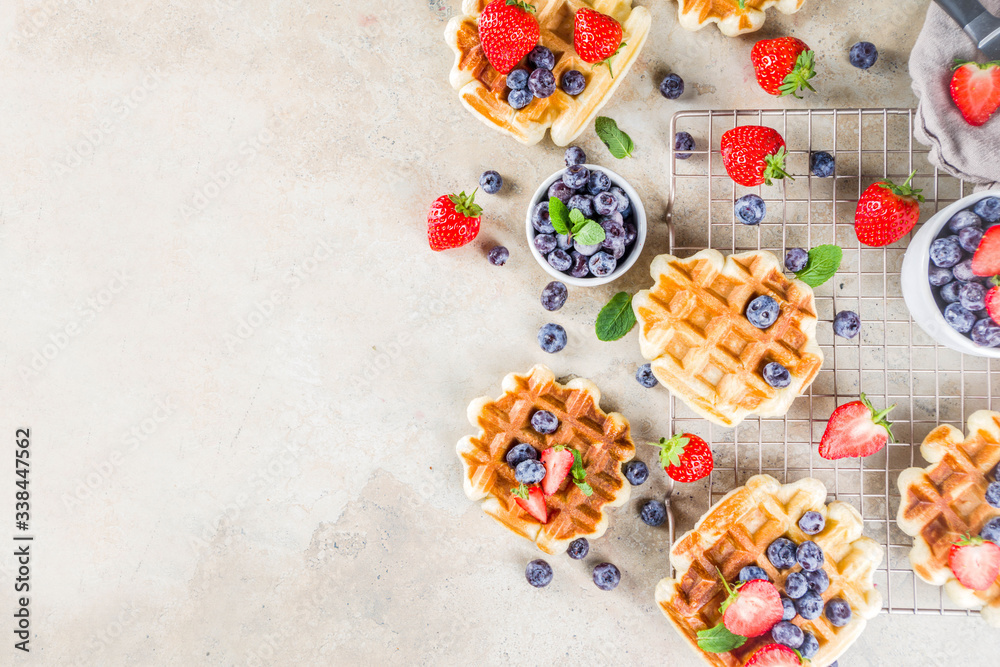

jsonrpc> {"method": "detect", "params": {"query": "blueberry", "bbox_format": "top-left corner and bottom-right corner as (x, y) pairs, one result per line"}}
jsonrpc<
(784, 572), (808, 598)
(972, 318), (1000, 347)
(771, 620), (804, 649)
(528, 68), (556, 98)
(636, 363), (658, 388)
(799, 631), (819, 659)
(810, 151), (836, 177)
(567, 194), (594, 218)
(567, 537), (589, 559)
(532, 201), (555, 234)
(930, 236), (964, 268)
(563, 164), (590, 190)
(569, 251), (590, 278)
(940, 280), (963, 303)
(505, 443), (538, 468)
(574, 240), (601, 256)
(735, 194), (766, 225)
(565, 146), (587, 167)
(640, 499), (667, 526)
(785, 247), (809, 273)
(600, 210), (624, 227)
(593, 562), (621, 590)
(605, 239), (626, 260)
(805, 568), (830, 594)
(959, 226), (984, 253)
(739, 565), (769, 582)
(928, 265), (954, 287)
(623, 222), (637, 245)
(548, 180), (574, 204)
(797, 511), (825, 535)
(780, 596), (797, 621)
(949, 209), (983, 232)
(960, 282), (987, 311)
(561, 69), (587, 96)
(594, 191), (618, 216)
(547, 249), (572, 272)
(974, 196), (1000, 223)
(538, 323), (567, 353)
(531, 409), (559, 434)
(953, 258), (977, 282)
(525, 559), (553, 587)
(619, 197), (632, 218)
(795, 590), (824, 620)
(825, 598), (852, 627)
(480, 170), (503, 194)
(833, 310), (861, 339)
(588, 251), (617, 277)
(659, 73), (684, 99)
(609, 186), (630, 214)
(556, 233), (573, 250)
(674, 131), (695, 159)
(515, 458), (546, 484)
(540, 281), (568, 311)
(506, 68), (529, 90)
(762, 362), (791, 388)
(981, 517), (1000, 543)
(767, 537), (798, 569)
(534, 233), (557, 254)
(747, 295), (780, 329)
(587, 170), (611, 195)
(528, 45), (555, 70)
(488, 245), (509, 266)
(600, 219), (626, 246)
(944, 303), (976, 334)
(508, 88), (533, 110)
(849, 41), (879, 69)
(622, 460), (649, 486)
(796, 541), (824, 571)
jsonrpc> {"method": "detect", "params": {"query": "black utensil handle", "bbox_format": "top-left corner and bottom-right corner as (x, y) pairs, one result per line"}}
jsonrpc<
(935, 0), (989, 29)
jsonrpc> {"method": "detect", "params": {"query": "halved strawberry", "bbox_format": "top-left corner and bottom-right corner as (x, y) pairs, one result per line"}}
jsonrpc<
(540, 446), (573, 496)
(653, 433), (714, 483)
(986, 282), (1000, 325)
(721, 579), (783, 638)
(950, 59), (1000, 127)
(745, 643), (802, 666)
(949, 535), (1000, 591)
(972, 226), (1000, 277)
(818, 394), (895, 460)
(512, 484), (548, 523)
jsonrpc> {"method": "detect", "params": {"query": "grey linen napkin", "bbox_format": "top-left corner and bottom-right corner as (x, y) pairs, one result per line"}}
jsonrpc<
(911, 0), (1000, 189)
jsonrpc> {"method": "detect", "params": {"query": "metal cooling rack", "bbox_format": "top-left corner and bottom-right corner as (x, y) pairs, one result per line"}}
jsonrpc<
(663, 108), (999, 617)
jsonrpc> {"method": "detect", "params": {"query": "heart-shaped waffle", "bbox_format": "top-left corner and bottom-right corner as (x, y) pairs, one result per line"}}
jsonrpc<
(897, 410), (1000, 625)
(457, 364), (635, 554)
(670, 0), (807, 37)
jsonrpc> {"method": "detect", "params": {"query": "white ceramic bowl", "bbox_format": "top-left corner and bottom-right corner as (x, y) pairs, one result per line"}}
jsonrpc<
(900, 189), (1000, 358)
(525, 164), (646, 287)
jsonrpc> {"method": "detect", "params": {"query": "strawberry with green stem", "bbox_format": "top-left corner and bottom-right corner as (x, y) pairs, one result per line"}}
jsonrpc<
(949, 534), (1000, 591)
(751, 37), (817, 98)
(511, 483), (547, 523)
(652, 433), (714, 483)
(427, 190), (482, 251)
(853, 170), (924, 247)
(818, 393), (895, 460)
(720, 126), (792, 187)
(950, 59), (1000, 127)
(478, 0), (540, 75)
(573, 8), (624, 77)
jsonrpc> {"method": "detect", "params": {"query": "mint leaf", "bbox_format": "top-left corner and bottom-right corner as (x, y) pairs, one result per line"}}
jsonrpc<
(794, 244), (843, 288)
(574, 220), (606, 245)
(569, 449), (592, 496)
(574, 480), (593, 496)
(549, 196), (571, 236)
(595, 116), (634, 159)
(595, 292), (636, 341)
(568, 207), (585, 232)
(696, 623), (746, 654)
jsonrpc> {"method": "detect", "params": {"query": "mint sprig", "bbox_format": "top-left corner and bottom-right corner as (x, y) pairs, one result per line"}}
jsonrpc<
(695, 623), (746, 654)
(569, 448), (593, 496)
(794, 244), (843, 288)
(549, 197), (606, 244)
(595, 292), (637, 341)
(595, 116), (634, 159)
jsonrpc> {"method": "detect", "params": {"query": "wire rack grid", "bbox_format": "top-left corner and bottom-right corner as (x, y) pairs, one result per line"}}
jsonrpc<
(663, 108), (999, 617)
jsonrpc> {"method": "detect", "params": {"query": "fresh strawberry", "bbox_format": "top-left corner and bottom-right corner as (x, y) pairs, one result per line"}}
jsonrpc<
(744, 643), (802, 666)
(853, 171), (924, 247)
(950, 59), (1000, 126)
(750, 37), (817, 98)
(477, 0), (539, 75)
(720, 126), (791, 187)
(720, 579), (783, 638)
(540, 446), (573, 496)
(512, 484), (547, 523)
(427, 190), (482, 251)
(818, 394), (895, 460)
(972, 226), (1000, 277)
(653, 433), (713, 483)
(573, 8), (624, 75)
(986, 282), (1000, 325)
(949, 535), (1000, 591)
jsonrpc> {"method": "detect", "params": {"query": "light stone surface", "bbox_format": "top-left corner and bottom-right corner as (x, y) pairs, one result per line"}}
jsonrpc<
(1, 0), (998, 665)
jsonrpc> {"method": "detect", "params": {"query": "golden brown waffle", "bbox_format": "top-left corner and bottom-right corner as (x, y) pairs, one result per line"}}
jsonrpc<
(444, 0), (651, 146)
(632, 250), (823, 428)
(457, 364), (635, 554)
(670, 0), (807, 36)
(897, 410), (1000, 625)
(655, 475), (884, 667)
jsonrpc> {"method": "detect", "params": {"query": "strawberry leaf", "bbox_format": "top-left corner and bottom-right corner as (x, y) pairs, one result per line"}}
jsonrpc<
(505, 0), (536, 12)
(761, 147), (793, 186)
(549, 196), (571, 236)
(653, 434), (689, 469)
(696, 623), (746, 654)
(595, 292), (637, 341)
(879, 169), (925, 202)
(778, 49), (817, 99)
(511, 483), (528, 500)
(449, 190), (483, 218)
(861, 392), (896, 443)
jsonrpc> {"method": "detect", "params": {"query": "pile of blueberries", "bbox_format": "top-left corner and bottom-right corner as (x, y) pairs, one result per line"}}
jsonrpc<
(507, 46), (588, 111)
(927, 196), (1000, 348)
(530, 146), (639, 279)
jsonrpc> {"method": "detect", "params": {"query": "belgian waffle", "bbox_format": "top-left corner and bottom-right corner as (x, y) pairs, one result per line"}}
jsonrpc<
(444, 0), (651, 146)
(897, 410), (1000, 625)
(670, 0), (807, 36)
(655, 475), (884, 667)
(632, 249), (823, 428)
(457, 364), (635, 554)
